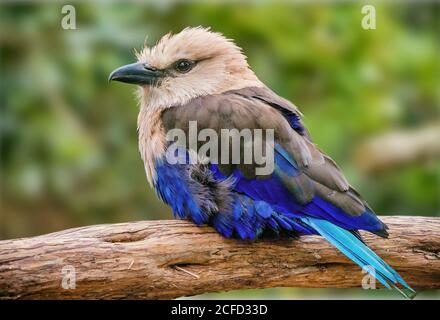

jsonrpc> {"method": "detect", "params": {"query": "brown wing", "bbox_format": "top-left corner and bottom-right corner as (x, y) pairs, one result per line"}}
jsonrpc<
(161, 89), (372, 217)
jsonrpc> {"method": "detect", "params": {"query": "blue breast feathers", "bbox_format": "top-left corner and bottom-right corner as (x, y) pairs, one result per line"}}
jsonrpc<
(153, 157), (316, 239)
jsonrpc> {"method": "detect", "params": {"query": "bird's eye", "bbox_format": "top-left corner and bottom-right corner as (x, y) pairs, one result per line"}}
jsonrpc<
(175, 59), (194, 73)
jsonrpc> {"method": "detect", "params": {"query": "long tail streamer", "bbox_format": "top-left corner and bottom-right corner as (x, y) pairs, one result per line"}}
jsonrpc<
(301, 217), (417, 299)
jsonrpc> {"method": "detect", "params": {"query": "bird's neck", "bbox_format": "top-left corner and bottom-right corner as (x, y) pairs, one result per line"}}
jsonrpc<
(137, 104), (166, 186)
(142, 69), (264, 110)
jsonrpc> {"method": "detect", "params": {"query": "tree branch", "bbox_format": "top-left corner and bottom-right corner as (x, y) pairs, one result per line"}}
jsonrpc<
(0, 216), (439, 299)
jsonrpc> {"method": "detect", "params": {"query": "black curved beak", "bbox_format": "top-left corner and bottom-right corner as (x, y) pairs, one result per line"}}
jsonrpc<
(108, 62), (162, 85)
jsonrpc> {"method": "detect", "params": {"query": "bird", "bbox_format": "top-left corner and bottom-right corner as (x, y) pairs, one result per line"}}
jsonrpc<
(109, 27), (415, 298)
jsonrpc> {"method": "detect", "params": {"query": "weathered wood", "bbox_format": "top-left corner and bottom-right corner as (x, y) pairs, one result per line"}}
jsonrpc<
(0, 216), (439, 299)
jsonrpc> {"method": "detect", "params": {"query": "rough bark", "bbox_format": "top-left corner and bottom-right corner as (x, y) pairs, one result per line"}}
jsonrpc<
(0, 216), (439, 299)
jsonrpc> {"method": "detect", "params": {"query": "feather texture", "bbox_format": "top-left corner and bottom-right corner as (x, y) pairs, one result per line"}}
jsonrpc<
(301, 217), (416, 299)
(160, 87), (387, 234)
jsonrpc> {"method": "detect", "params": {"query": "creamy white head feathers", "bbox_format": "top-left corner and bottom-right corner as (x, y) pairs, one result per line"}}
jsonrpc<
(136, 27), (262, 109)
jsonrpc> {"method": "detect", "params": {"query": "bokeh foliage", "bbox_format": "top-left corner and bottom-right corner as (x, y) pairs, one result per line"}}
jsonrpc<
(1, 1), (439, 298)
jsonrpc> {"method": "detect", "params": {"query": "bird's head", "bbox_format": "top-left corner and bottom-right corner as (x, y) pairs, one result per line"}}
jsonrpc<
(109, 27), (260, 108)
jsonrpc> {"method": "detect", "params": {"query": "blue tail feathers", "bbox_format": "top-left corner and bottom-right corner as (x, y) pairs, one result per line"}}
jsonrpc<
(301, 217), (417, 299)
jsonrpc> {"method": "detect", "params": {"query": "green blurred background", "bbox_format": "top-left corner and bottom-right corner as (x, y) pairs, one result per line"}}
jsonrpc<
(1, 1), (439, 299)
